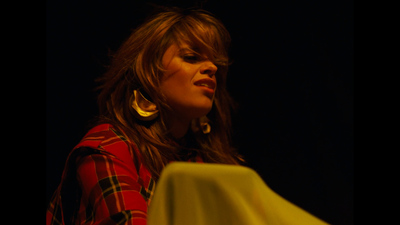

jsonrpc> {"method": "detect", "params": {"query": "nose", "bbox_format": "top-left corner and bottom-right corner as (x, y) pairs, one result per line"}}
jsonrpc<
(200, 61), (218, 78)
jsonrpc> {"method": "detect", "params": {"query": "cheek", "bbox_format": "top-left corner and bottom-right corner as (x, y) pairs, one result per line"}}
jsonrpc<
(162, 61), (195, 93)
(161, 68), (193, 102)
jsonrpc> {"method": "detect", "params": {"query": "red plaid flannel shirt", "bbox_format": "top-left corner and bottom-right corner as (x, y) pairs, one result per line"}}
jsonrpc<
(46, 124), (203, 225)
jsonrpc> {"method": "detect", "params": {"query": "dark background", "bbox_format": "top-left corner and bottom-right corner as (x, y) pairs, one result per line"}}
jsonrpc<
(46, 0), (353, 224)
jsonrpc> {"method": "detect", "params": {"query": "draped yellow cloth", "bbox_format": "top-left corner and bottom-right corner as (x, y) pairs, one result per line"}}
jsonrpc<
(148, 162), (329, 225)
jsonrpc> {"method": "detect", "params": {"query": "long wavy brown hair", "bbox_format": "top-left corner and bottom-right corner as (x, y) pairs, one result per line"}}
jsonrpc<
(96, 7), (243, 180)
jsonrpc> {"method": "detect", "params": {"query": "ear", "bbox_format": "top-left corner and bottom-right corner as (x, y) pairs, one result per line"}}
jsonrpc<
(131, 89), (159, 121)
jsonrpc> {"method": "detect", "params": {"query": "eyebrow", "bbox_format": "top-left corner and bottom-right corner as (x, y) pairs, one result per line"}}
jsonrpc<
(179, 47), (196, 53)
(179, 47), (207, 58)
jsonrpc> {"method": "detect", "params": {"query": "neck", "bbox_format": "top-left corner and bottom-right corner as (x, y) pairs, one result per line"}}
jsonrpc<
(168, 114), (192, 139)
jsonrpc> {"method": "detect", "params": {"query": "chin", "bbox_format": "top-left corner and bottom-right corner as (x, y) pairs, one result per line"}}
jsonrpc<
(187, 101), (213, 119)
(170, 96), (214, 119)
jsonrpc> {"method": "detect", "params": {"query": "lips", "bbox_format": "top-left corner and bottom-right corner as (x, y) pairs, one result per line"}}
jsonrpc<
(194, 78), (216, 90)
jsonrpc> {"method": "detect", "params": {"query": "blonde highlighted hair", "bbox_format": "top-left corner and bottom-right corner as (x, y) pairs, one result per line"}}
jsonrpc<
(96, 7), (243, 180)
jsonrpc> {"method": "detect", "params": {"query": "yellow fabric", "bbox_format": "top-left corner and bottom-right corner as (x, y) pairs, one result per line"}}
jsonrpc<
(148, 162), (329, 225)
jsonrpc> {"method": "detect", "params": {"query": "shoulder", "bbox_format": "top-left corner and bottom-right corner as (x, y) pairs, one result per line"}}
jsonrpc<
(70, 123), (153, 187)
(74, 123), (127, 149)
(74, 124), (134, 152)
(73, 124), (155, 203)
(72, 123), (141, 169)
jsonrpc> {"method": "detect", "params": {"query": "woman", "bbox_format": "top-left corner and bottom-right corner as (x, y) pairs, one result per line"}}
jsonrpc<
(47, 7), (243, 225)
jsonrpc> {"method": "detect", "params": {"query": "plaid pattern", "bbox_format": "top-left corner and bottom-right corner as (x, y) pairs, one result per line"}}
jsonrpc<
(46, 124), (202, 225)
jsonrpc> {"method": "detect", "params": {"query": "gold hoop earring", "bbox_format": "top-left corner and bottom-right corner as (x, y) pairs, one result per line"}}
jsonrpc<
(131, 89), (159, 121)
(191, 116), (211, 134)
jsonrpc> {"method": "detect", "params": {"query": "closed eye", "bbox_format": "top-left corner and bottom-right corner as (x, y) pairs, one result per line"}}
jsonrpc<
(182, 54), (203, 63)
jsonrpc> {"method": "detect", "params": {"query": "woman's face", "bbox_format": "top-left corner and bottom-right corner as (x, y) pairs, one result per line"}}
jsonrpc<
(160, 43), (218, 121)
